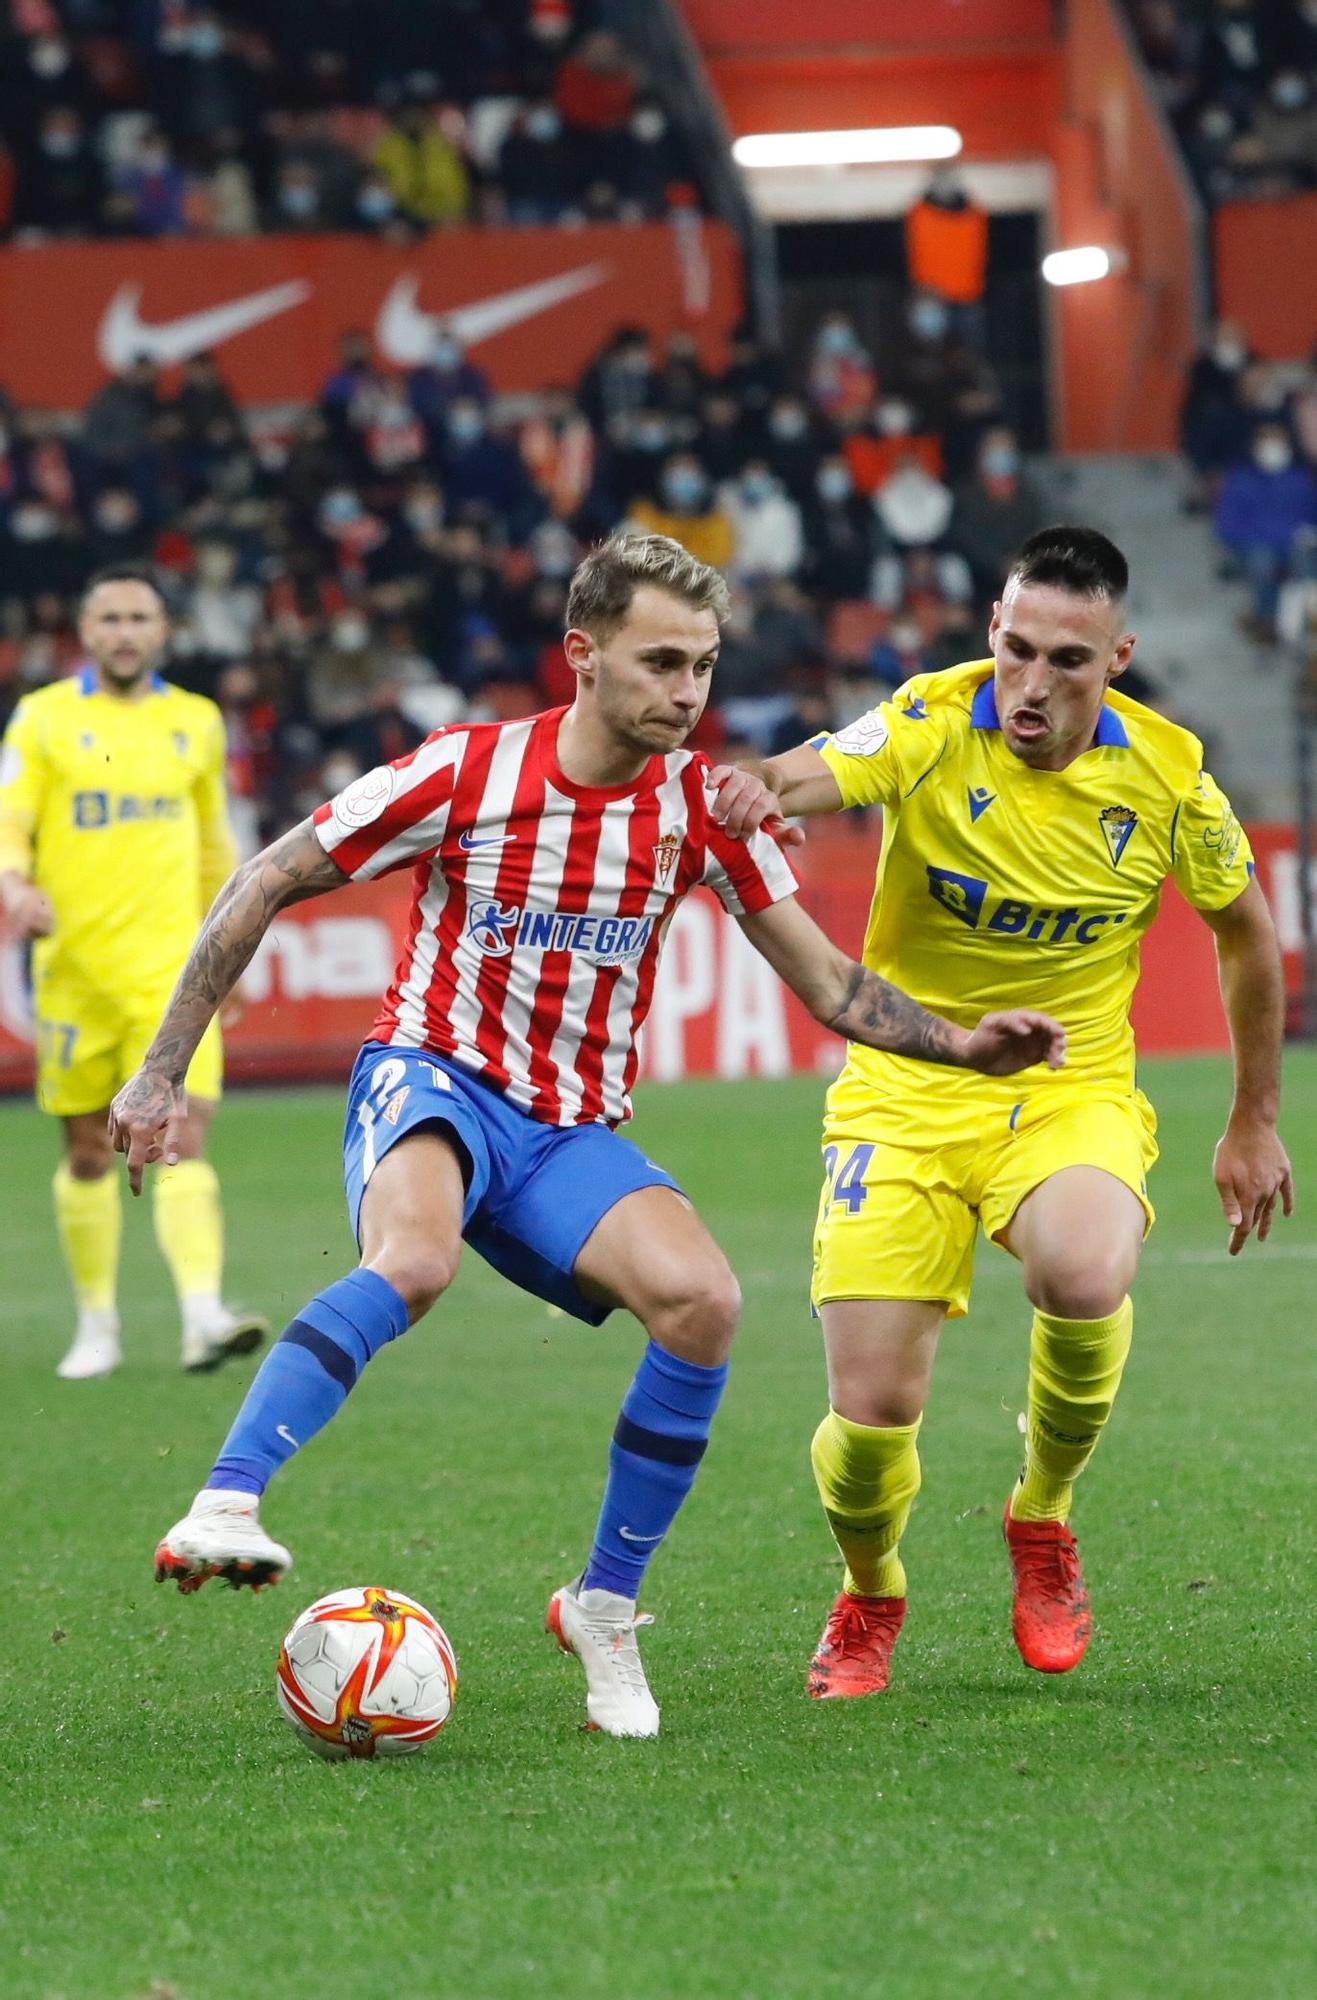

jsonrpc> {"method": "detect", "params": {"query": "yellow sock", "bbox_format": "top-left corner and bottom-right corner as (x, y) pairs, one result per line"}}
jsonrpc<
(1012, 1298), (1134, 1523)
(53, 1163), (121, 1313)
(152, 1158), (224, 1316)
(810, 1408), (922, 1598)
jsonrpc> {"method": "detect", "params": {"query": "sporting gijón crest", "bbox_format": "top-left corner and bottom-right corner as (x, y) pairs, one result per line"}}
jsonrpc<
(1098, 804), (1138, 867)
(652, 831), (681, 887)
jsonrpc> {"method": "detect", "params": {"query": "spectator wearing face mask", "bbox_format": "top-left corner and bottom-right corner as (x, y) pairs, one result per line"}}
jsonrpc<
(625, 453), (733, 569)
(3, 499), (85, 602)
(352, 170), (403, 237)
(80, 358), (160, 501)
(618, 99), (677, 216)
(763, 396), (828, 502)
(554, 30), (639, 135)
(2, 32), (92, 132)
(579, 330), (658, 430)
(1181, 321), (1255, 503)
(112, 127), (189, 237)
(719, 461), (804, 586)
(441, 400), (541, 534)
(373, 102), (470, 228)
(497, 101), (578, 222)
(843, 398), (942, 499)
(695, 392), (757, 486)
(950, 427), (1045, 605)
(904, 169), (990, 349)
(520, 391), (596, 522)
(1215, 423), (1317, 638)
(888, 291), (1001, 470)
(807, 316), (878, 426)
(802, 457), (879, 602)
(186, 540), (263, 666)
(363, 382), (429, 481)
(267, 160), (330, 233)
(13, 105), (103, 236)
(1242, 70), (1317, 188)
(407, 334), (491, 439)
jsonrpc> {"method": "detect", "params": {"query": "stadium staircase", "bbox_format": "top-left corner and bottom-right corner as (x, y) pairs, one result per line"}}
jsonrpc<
(1035, 452), (1295, 818)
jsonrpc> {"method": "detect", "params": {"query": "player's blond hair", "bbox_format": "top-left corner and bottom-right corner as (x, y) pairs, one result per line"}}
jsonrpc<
(566, 533), (730, 641)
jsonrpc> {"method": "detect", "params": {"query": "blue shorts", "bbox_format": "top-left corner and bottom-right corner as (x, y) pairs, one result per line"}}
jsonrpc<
(343, 1043), (683, 1326)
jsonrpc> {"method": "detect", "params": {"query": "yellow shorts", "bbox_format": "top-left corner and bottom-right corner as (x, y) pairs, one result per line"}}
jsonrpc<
(34, 978), (222, 1118)
(812, 1080), (1158, 1319)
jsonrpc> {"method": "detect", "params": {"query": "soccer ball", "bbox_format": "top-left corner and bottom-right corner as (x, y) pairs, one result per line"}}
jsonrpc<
(276, 1587), (458, 1761)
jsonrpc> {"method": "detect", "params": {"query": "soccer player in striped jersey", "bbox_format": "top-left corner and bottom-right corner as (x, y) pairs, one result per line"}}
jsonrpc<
(111, 534), (1063, 1739)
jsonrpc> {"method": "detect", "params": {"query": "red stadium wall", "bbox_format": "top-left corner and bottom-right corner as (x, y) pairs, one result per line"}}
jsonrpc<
(0, 821), (1304, 1094)
(686, 0), (1197, 451)
(1214, 196), (1317, 360)
(0, 222), (742, 409)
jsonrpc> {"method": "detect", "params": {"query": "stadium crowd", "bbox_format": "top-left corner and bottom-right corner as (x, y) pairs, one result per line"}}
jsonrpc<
(1125, 0), (1317, 202)
(0, 0), (701, 238)
(1180, 323), (1317, 644)
(0, 299), (1066, 847)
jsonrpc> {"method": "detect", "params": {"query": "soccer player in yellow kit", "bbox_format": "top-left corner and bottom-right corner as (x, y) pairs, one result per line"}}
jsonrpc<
(713, 526), (1293, 1691)
(0, 565), (267, 1379)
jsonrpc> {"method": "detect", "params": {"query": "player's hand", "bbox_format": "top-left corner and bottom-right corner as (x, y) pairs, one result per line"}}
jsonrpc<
(219, 981), (248, 1030)
(1, 882), (55, 940)
(962, 1010), (1067, 1076)
(707, 765), (806, 849)
(108, 1067), (187, 1197)
(1213, 1118), (1294, 1254)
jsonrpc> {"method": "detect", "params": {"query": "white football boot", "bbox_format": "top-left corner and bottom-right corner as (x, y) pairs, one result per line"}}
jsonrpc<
(180, 1303), (269, 1374)
(155, 1488), (291, 1594)
(56, 1308), (122, 1380)
(546, 1577), (660, 1738)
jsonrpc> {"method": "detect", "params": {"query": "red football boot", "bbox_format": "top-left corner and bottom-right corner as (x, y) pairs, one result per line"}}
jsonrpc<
(1003, 1498), (1092, 1672)
(808, 1590), (907, 1699)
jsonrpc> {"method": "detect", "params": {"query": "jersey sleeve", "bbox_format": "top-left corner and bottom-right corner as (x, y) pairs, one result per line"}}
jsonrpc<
(0, 697), (49, 877)
(700, 820), (798, 915)
(812, 681), (948, 809)
(1170, 767), (1255, 911)
(193, 704), (239, 908)
(313, 729), (463, 881)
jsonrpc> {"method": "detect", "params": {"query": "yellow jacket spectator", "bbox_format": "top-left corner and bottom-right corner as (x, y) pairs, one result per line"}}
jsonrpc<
(626, 456), (733, 570)
(374, 106), (469, 226)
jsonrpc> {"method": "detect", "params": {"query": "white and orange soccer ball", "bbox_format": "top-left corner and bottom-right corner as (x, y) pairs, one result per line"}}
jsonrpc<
(276, 1587), (458, 1760)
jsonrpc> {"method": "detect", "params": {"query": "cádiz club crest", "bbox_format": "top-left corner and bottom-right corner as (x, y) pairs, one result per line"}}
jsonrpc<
(1098, 804), (1138, 867)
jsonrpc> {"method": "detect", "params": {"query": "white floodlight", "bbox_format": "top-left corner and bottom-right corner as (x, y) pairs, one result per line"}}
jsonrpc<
(733, 126), (963, 169)
(1040, 246), (1116, 287)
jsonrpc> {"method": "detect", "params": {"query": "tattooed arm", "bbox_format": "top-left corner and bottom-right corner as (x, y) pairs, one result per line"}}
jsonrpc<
(109, 821), (347, 1192)
(737, 898), (1066, 1073)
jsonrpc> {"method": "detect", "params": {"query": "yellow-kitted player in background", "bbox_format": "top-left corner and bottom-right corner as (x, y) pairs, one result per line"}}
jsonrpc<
(0, 565), (267, 1379)
(712, 525), (1293, 1694)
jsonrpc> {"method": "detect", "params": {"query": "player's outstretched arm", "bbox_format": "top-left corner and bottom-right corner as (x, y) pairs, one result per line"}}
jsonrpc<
(707, 743), (844, 845)
(737, 898), (1066, 1073)
(1200, 878), (1295, 1253)
(109, 820), (347, 1193)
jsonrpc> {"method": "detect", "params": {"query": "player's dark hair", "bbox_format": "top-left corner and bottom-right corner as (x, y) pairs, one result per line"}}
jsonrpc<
(1007, 525), (1129, 603)
(567, 533), (730, 642)
(79, 562), (171, 615)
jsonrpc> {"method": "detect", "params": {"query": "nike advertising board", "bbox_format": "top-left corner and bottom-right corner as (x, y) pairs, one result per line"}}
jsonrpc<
(0, 223), (741, 407)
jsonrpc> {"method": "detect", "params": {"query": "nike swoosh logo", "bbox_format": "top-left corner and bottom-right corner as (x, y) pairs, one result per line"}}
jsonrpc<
(458, 830), (517, 852)
(276, 1424), (301, 1449)
(98, 279), (312, 370)
(375, 263), (609, 365)
(618, 1526), (665, 1544)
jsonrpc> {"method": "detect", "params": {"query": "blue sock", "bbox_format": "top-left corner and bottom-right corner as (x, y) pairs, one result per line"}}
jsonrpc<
(583, 1340), (729, 1601)
(205, 1270), (408, 1497)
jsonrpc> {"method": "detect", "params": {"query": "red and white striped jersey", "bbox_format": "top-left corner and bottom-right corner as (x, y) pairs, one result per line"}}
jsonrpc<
(312, 708), (796, 1127)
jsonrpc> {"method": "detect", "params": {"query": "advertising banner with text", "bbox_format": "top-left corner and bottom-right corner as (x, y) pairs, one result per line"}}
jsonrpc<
(0, 821), (1306, 1097)
(0, 220), (742, 409)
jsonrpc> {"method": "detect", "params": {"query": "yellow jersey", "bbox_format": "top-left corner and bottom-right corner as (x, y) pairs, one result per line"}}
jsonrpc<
(815, 660), (1252, 1111)
(0, 668), (236, 995)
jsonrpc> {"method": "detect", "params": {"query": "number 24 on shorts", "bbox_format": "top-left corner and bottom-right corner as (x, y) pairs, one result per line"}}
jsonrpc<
(821, 1142), (875, 1215)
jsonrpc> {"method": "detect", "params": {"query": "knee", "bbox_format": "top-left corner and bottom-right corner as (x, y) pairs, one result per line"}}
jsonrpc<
(646, 1256), (742, 1365)
(67, 1137), (114, 1181)
(1025, 1249), (1134, 1322)
(832, 1381), (927, 1429)
(363, 1241), (460, 1324)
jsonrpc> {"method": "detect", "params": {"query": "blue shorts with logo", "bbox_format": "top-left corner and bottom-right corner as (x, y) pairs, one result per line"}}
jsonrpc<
(343, 1042), (682, 1326)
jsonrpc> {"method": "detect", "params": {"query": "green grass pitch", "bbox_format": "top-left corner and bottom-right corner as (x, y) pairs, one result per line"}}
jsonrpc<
(2, 1057), (1314, 2000)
